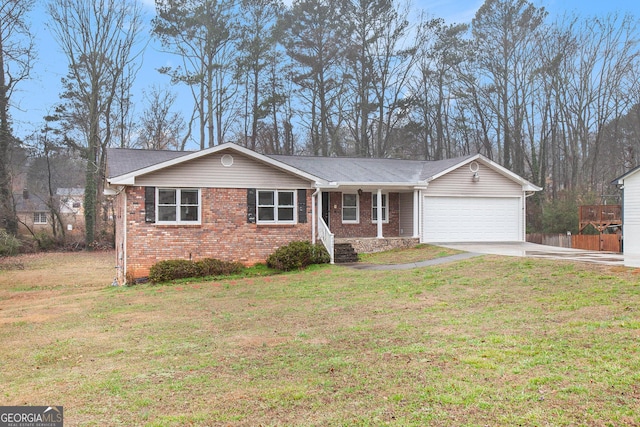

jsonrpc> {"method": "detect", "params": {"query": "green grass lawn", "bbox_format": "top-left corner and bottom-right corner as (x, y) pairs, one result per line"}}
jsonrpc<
(1, 250), (640, 426)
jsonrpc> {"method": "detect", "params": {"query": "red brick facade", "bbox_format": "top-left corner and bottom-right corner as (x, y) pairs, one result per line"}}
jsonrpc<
(115, 187), (312, 283)
(327, 191), (400, 238)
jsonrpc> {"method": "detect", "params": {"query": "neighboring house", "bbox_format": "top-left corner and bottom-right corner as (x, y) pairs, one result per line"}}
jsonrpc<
(105, 143), (541, 284)
(15, 190), (50, 235)
(14, 188), (85, 240)
(614, 167), (640, 267)
(56, 188), (85, 238)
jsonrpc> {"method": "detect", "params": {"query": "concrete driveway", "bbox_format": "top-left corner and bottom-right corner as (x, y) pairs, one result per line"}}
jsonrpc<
(436, 242), (624, 266)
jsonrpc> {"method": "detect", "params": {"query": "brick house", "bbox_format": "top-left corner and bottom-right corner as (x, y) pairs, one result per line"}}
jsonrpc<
(106, 143), (540, 284)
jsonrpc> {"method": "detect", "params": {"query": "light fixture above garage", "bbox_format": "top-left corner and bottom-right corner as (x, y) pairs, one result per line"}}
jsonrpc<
(470, 161), (480, 182)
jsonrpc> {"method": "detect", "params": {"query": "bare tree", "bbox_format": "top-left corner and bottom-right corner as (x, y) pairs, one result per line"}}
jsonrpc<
(0, 0), (34, 235)
(559, 13), (640, 192)
(471, 0), (547, 175)
(136, 86), (186, 150)
(48, 0), (144, 246)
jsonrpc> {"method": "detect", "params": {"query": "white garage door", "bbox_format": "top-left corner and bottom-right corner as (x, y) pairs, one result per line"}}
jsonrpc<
(423, 196), (521, 242)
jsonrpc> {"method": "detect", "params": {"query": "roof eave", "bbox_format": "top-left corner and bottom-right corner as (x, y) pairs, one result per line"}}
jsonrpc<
(317, 181), (423, 189)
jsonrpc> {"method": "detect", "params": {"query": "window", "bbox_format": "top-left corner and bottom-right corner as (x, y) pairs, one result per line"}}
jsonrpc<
(342, 193), (359, 223)
(157, 188), (200, 224)
(372, 193), (388, 222)
(33, 212), (47, 224)
(257, 190), (295, 223)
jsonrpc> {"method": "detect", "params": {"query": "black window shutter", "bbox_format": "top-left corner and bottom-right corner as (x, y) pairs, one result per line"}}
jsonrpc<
(145, 187), (156, 223)
(297, 189), (307, 223)
(247, 188), (256, 223)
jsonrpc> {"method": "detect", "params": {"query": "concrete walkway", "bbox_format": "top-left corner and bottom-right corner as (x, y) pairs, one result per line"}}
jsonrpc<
(346, 251), (483, 271)
(438, 242), (624, 266)
(345, 242), (624, 271)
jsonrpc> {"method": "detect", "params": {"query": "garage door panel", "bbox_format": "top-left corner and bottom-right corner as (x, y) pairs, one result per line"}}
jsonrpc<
(423, 197), (521, 242)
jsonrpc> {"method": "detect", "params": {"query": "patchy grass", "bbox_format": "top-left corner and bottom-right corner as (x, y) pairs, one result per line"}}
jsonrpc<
(359, 243), (462, 264)
(1, 250), (640, 426)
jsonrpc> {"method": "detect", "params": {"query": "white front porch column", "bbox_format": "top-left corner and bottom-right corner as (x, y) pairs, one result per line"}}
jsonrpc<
(413, 189), (420, 238)
(312, 190), (317, 244)
(377, 188), (383, 239)
(317, 189), (323, 229)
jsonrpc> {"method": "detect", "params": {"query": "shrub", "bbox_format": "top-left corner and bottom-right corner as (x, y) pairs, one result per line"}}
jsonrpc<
(149, 259), (201, 283)
(149, 258), (245, 283)
(195, 258), (244, 276)
(266, 241), (330, 271)
(0, 229), (20, 256)
(33, 232), (58, 251)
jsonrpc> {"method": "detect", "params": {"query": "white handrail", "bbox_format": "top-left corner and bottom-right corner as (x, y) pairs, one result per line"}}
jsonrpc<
(318, 217), (334, 264)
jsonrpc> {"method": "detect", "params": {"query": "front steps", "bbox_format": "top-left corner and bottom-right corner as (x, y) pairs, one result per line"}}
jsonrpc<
(334, 243), (358, 263)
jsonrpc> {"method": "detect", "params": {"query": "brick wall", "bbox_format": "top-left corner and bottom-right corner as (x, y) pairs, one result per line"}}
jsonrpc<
(119, 187), (312, 282)
(328, 191), (400, 238)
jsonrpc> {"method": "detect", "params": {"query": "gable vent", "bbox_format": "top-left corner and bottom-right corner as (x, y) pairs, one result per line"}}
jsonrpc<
(221, 154), (234, 167)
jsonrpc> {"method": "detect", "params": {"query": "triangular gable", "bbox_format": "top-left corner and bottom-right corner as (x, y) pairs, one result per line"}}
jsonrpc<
(426, 154), (541, 192)
(107, 142), (326, 186)
(613, 164), (640, 185)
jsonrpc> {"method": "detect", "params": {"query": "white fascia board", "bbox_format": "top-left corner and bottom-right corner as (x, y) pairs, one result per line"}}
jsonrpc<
(316, 181), (422, 190)
(108, 142), (326, 186)
(615, 165), (640, 185)
(427, 154), (542, 192)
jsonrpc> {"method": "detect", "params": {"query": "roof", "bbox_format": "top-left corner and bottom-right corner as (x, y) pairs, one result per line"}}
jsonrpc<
(56, 188), (85, 197)
(613, 164), (640, 185)
(106, 143), (541, 191)
(14, 194), (48, 212)
(106, 147), (189, 178)
(269, 154), (474, 184)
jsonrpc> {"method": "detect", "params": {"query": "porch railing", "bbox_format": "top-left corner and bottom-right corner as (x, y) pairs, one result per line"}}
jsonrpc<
(318, 217), (335, 264)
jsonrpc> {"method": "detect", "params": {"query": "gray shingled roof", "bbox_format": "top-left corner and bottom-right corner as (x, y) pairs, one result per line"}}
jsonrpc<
(106, 146), (476, 184)
(269, 154), (475, 183)
(106, 147), (191, 178)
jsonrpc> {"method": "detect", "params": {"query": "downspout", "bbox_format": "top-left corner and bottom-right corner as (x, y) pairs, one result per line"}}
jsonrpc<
(122, 189), (127, 285)
(107, 184), (126, 286)
(415, 184), (428, 243)
(524, 190), (536, 242)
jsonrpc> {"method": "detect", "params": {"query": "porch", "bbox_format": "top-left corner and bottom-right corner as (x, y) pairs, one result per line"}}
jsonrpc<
(334, 237), (421, 262)
(314, 188), (422, 263)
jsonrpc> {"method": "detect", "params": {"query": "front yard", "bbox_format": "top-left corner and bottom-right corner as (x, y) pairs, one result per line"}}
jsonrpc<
(1, 249), (639, 426)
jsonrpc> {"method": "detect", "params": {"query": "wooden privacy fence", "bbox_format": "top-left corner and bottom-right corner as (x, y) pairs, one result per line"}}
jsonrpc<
(571, 234), (621, 253)
(526, 233), (572, 248)
(526, 233), (622, 253)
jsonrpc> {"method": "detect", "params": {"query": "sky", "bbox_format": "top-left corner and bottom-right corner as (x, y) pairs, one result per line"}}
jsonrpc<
(9, 0), (640, 146)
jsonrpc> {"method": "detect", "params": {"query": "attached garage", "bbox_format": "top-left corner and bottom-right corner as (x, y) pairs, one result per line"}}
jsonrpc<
(423, 196), (522, 242)
(420, 158), (533, 243)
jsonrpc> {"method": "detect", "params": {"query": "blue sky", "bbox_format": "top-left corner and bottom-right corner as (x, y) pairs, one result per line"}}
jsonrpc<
(9, 0), (640, 144)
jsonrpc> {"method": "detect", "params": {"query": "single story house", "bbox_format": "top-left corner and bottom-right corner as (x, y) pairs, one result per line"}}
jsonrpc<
(614, 167), (640, 267)
(105, 142), (541, 284)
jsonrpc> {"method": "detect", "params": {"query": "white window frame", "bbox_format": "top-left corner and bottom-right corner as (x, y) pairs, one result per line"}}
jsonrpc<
(156, 188), (201, 225)
(342, 193), (359, 224)
(257, 190), (296, 224)
(33, 212), (47, 224)
(372, 192), (389, 223)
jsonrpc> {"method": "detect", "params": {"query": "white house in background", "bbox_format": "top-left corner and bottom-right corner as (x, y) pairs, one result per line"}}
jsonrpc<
(615, 167), (640, 267)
